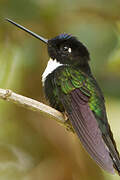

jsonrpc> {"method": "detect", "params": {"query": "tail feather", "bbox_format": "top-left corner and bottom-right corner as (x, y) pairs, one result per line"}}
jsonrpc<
(103, 125), (120, 175)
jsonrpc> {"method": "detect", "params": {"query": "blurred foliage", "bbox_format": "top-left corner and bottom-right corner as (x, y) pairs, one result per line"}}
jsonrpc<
(0, 0), (120, 179)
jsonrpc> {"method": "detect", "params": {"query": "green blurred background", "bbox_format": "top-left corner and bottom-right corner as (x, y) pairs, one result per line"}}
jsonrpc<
(0, 0), (120, 179)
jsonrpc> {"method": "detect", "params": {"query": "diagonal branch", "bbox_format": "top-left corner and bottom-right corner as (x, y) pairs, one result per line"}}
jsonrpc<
(0, 88), (67, 127)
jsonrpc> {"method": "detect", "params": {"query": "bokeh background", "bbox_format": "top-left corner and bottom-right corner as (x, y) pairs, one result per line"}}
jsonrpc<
(0, 0), (120, 179)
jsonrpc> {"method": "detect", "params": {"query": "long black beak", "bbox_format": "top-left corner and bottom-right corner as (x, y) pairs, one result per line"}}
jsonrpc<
(5, 18), (48, 44)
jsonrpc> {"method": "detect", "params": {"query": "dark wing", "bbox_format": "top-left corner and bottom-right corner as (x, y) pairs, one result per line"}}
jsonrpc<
(55, 66), (114, 174)
(61, 88), (114, 174)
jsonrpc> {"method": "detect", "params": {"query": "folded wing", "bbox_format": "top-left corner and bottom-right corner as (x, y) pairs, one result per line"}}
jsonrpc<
(61, 88), (114, 174)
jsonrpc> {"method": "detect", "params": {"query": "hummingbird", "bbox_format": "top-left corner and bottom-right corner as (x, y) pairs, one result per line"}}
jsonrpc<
(6, 18), (120, 175)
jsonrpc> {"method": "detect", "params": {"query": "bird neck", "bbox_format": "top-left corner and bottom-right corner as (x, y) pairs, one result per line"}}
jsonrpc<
(76, 63), (92, 76)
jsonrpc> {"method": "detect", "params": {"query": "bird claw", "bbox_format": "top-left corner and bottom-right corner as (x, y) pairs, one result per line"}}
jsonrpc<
(63, 111), (69, 121)
(63, 112), (74, 133)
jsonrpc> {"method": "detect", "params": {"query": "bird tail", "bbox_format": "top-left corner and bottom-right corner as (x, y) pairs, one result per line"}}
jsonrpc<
(103, 125), (120, 175)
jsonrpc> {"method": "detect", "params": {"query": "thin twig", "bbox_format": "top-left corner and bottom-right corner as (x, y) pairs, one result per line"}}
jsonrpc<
(0, 88), (67, 127)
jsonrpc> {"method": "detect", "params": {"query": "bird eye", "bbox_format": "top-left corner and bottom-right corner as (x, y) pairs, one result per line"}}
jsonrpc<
(63, 46), (69, 51)
(61, 46), (72, 53)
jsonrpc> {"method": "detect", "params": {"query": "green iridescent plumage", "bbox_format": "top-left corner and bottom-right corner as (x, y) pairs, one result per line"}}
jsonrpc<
(55, 66), (105, 129)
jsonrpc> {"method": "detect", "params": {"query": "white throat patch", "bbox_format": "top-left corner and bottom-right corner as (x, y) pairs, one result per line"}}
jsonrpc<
(42, 58), (63, 84)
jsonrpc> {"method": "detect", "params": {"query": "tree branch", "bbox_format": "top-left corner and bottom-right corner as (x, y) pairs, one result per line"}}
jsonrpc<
(0, 88), (67, 128)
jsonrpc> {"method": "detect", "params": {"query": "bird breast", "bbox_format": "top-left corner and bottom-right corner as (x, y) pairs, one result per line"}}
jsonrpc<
(42, 58), (63, 85)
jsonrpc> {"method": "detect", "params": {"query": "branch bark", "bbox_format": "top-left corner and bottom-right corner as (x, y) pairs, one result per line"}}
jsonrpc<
(0, 88), (67, 127)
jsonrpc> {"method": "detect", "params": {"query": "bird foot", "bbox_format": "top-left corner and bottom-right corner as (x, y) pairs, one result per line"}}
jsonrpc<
(63, 111), (69, 122)
(63, 112), (74, 133)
